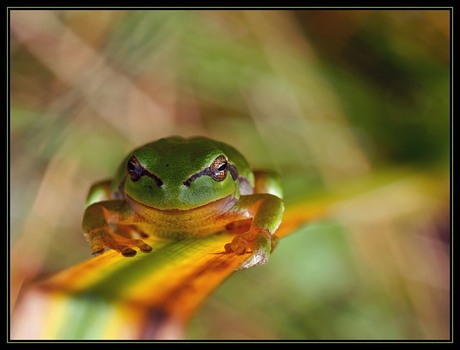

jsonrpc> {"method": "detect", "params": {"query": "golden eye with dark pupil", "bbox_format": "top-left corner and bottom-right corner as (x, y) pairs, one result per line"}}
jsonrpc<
(210, 155), (228, 182)
(217, 163), (227, 171)
(183, 155), (232, 187)
(127, 156), (143, 182)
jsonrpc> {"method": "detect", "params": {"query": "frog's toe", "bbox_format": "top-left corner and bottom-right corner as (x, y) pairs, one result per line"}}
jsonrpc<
(111, 236), (152, 256)
(225, 229), (272, 268)
(226, 238), (247, 255)
(224, 243), (233, 253)
(91, 247), (105, 256)
(135, 239), (152, 253)
(240, 247), (269, 269)
(85, 231), (105, 256)
(86, 228), (152, 257)
(114, 237), (152, 256)
(121, 247), (137, 257)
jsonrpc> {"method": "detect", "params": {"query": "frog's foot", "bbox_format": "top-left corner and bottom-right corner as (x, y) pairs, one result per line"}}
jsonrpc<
(116, 226), (149, 239)
(224, 229), (272, 269)
(85, 228), (152, 257)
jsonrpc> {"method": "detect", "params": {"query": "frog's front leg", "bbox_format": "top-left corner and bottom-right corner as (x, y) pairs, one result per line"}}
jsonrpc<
(82, 200), (152, 257)
(225, 194), (284, 269)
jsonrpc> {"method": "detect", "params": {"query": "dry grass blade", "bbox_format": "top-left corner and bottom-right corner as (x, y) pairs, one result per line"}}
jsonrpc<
(11, 198), (324, 340)
(11, 170), (445, 340)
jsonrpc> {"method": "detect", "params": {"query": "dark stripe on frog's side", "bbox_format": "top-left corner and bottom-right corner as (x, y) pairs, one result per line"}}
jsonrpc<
(183, 163), (239, 187)
(114, 177), (126, 199)
(228, 164), (238, 181)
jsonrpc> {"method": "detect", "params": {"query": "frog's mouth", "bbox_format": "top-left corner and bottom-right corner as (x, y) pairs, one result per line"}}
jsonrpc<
(125, 193), (238, 214)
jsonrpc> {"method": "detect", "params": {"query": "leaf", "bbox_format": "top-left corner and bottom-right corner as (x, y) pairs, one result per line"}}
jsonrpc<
(11, 170), (444, 340)
(11, 199), (323, 340)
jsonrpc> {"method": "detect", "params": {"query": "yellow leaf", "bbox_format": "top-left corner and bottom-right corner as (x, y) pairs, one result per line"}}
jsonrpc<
(11, 202), (317, 340)
(12, 170), (444, 340)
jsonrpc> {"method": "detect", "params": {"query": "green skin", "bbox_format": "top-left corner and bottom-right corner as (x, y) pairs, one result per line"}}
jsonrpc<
(82, 136), (284, 268)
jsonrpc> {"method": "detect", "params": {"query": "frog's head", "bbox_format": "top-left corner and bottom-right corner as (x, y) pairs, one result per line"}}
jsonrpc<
(121, 136), (250, 210)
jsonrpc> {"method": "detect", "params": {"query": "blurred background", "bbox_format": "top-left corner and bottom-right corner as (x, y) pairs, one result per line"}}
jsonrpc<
(10, 9), (450, 340)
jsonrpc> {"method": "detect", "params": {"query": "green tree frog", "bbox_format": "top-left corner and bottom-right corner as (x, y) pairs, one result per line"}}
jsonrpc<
(82, 136), (284, 269)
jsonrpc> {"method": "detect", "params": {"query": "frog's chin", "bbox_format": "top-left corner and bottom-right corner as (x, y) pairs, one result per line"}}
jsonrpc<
(125, 193), (238, 212)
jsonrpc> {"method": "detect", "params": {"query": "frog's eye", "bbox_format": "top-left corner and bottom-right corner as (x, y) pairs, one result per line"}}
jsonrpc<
(183, 155), (232, 187)
(127, 155), (143, 182)
(127, 155), (164, 186)
(210, 155), (228, 182)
